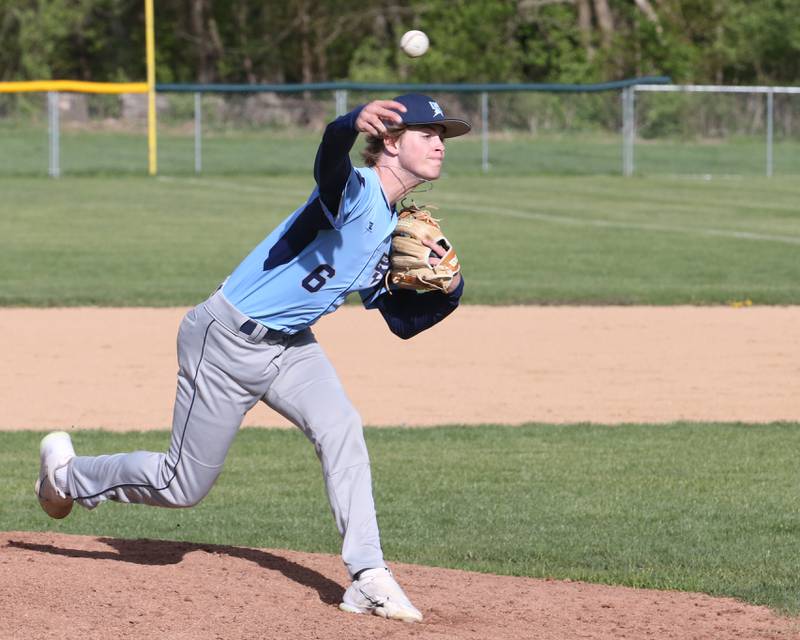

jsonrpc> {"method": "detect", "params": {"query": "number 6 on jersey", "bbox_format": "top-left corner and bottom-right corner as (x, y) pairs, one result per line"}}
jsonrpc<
(302, 264), (335, 293)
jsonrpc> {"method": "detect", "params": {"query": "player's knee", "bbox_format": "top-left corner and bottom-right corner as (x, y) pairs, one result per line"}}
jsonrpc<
(165, 483), (211, 508)
(328, 404), (364, 440)
(160, 463), (218, 508)
(315, 405), (368, 468)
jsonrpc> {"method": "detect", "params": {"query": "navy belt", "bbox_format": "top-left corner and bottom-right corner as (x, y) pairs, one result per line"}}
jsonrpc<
(239, 320), (259, 335)
(238, 319), (286, 342)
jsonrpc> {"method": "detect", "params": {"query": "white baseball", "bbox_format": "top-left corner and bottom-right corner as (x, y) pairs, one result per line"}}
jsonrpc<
(400, 30), (429, 58)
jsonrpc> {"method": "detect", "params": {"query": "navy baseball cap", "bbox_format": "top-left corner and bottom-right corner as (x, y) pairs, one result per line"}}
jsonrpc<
(391, 93), (471, 138)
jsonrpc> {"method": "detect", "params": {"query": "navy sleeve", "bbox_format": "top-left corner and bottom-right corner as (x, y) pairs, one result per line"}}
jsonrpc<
(373, 277), (465, 340)
(314, 105), (365, 216)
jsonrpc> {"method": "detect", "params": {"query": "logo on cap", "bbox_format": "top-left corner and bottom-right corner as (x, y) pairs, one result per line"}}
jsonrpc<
(429, 101), (444, 118)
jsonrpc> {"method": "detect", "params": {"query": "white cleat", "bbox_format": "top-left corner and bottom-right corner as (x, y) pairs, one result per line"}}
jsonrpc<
(35, 431), (76, 519)
(339, 567), (423, 623)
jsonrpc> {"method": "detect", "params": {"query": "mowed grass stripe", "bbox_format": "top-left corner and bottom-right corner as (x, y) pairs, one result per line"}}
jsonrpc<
(436, 176), (800, 236)
(449, 203), (800, 246)
(3, 423), (799, 613)
(161, 171), (800, 238)
(1, 175), (799, 305)
(439, 176), (800, 236)
(161, 173), (800, 241)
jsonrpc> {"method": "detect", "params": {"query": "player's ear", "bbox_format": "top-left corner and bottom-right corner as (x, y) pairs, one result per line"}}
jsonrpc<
(382, 132), (402, 157)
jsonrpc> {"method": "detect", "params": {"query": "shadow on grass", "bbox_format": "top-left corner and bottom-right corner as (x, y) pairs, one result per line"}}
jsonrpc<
(6, 536), (343, 605)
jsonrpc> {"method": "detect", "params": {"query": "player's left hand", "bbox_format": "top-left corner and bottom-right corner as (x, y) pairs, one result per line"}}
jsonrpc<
(388, 204), (460, 294)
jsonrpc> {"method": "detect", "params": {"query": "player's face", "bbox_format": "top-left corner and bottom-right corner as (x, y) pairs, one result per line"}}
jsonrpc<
(396, 125), (446, 180)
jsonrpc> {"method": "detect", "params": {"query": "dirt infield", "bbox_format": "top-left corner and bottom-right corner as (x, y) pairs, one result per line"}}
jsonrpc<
(2, 305), (799, 430)
(3, 306), (799, 639)
(2, 532), (798, 640)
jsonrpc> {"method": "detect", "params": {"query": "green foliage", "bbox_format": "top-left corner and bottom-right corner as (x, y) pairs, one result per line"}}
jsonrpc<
(1, 1), (800, 85)
(347, 36), (395, 83)
(4, 423), (800, 613)
(517, 3), (592, 83)
(637, 93), (690, 139)
(405, 0), (523, 83)
(602, 3), (692, 81)
(0, 0), (144, 82)
(719, 0), (800, 84)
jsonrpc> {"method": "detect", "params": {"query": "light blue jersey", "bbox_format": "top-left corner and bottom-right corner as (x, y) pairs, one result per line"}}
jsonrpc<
(222, 166), (395, 333)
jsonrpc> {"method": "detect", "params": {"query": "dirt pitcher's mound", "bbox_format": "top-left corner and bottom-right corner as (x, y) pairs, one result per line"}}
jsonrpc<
(1, 532), (796, 640)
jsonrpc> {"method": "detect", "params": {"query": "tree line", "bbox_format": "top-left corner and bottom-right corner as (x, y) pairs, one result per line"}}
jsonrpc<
(1, 0), (798, 86)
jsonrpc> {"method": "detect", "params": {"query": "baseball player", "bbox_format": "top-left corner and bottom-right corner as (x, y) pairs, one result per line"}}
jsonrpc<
(35, 93), (470, 623)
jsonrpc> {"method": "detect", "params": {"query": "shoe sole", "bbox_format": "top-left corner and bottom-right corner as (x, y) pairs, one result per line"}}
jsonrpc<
(339, 601), (422, 623)
(339, 603), (366, 615)
(35, 477), (73, 519)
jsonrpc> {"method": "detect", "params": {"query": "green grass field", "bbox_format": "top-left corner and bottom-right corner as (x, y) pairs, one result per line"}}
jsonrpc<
(1, 163), (798, 616)
(1, 173), (799, 305)
(3, 424), (799, 613)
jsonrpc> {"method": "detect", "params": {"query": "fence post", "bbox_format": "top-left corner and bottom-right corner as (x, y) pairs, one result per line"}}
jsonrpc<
(47, 91), (60, 178)
(194, 92), (202, 174)
(481, 91), (489, 173)
(621, 86), (635, 177)
(766, 89), (774, 178)
(335, 89), (348, 117)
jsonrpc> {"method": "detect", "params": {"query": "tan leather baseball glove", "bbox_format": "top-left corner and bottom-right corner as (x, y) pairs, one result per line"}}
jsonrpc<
(388, 204), (460, 293)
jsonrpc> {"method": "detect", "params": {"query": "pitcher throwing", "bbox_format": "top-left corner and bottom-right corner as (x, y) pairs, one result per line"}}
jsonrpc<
(35, 93), (470, 623)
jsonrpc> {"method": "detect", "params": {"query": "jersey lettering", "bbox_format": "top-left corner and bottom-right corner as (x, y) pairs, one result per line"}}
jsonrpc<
(302, 264), (336, 293)
(368, 252), (390, 287)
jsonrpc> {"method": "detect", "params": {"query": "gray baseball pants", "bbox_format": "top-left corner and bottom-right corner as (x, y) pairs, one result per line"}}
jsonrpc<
(66, 288), (384, 577)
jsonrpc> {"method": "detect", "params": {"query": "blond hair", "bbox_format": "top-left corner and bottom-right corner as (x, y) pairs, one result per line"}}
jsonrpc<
(360, 124), (406, 167)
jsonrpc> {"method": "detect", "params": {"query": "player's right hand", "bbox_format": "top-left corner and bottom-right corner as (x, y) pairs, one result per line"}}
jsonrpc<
(355, 100), (406, 137)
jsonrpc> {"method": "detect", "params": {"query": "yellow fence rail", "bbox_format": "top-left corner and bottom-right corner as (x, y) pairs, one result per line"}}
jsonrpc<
(0, 81), (147, 94)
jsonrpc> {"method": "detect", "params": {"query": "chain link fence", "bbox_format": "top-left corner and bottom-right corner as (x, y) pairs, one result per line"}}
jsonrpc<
(627, 85), (800, 176)
(2, 79), (797, 177)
